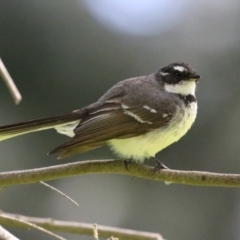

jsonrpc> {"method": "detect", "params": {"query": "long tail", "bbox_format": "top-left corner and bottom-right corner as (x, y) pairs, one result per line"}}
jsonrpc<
(0, 112), (82, 141)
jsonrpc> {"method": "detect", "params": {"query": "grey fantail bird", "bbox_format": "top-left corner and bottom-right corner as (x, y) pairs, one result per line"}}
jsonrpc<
(0, 62), (200, 167)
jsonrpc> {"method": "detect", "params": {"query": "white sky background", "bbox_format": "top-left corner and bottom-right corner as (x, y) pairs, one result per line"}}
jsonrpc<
(81, 0), (186, 35)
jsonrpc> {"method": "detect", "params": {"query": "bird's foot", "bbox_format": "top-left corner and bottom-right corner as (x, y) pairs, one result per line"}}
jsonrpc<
(123, 158), (134, 171)
(150, 157), (169, 171)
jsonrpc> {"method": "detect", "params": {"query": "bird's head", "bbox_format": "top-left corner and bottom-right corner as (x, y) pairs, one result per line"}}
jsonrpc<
(158, 62), (200, 95)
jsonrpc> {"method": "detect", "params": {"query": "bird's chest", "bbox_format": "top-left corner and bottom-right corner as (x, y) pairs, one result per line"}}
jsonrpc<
(142, 102), (197, 155)
(167, 101), (197, 140)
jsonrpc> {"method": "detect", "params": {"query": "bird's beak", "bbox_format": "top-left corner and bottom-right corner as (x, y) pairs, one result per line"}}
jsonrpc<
(188, 74), (200, 82)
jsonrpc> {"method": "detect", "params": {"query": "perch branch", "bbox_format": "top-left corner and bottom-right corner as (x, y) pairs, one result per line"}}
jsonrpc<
(0, 160), (240, 187)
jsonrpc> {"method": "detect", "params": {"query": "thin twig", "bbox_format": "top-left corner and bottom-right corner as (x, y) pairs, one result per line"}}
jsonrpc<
(0, 212), (163, 240)
(93, 224), (99, 240)
(0, 213), (66, 240)
(0, 160), (240, 188)
(40, 181), (79, 207)
(0, 58), (22, 104)
(0, 225), (19, 240)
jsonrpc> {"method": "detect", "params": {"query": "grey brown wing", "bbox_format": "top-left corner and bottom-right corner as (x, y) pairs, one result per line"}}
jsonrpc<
(49, 99), (174, 159)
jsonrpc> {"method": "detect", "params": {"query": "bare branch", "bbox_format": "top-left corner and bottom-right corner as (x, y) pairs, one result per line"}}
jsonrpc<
(0, 213), (66, 240)
(0, 225), (19, 240)
(0, 160), (240, 187)
(0, 212), (163, 240)
(0, 58), (22, 104)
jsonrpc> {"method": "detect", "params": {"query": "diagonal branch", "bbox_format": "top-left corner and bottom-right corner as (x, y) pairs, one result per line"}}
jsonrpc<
(0, 58), (22, 104)
(0, 212), (163, 240)
(0, 225), (19, 240)
(0, 160), (240, 187)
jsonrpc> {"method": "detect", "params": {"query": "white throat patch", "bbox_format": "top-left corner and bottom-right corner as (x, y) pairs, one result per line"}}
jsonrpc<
(164, 80), (196, 96)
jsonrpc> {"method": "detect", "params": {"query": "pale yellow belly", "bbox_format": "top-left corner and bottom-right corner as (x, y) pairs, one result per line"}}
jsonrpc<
(108, 102), (197, 163)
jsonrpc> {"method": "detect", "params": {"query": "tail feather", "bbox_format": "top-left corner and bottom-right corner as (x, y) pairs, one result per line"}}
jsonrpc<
(0, 113), (82, 141)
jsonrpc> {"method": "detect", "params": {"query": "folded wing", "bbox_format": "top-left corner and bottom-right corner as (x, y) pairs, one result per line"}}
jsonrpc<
(50, 100), (173, 159)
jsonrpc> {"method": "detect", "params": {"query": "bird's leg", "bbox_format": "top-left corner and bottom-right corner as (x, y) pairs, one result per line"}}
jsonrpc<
(123, 158), (134, 171)
(150, 157), (169, 170)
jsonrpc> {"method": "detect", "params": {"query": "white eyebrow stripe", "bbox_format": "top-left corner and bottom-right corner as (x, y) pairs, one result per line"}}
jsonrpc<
(143, 105), (157, 113)
(173, 66), (186, 72)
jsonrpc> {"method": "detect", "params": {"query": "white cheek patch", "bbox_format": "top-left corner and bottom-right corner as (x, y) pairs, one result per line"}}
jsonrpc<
(173, 66), (186, 72)
(164, 81), (196, 96)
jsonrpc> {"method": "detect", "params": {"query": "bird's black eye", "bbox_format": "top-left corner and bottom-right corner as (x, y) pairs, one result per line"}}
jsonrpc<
(173, 71), (181, 77)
